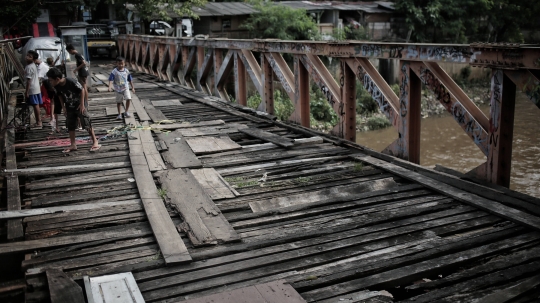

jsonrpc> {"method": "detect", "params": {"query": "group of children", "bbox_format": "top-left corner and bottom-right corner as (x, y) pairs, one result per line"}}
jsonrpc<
(24, 44), (135, 153)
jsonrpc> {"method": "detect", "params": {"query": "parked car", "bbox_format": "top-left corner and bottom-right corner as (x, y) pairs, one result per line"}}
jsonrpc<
(19, 37), (68, 67)
(86, 24), (118, 58)
(150, 21), (172, 36)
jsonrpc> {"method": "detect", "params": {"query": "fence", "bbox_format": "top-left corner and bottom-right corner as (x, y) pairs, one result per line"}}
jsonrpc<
(117, 35), (540, 187)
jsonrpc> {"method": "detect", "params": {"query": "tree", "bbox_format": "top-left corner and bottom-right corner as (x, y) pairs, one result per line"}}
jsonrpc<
(0, 0), (42, 37)
(241, 0), (319, 40)
(129, 0), (207, 21)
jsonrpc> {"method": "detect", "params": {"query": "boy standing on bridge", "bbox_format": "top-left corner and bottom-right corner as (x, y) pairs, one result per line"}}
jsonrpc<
(108, 56), (135, 120)
(46, 68), (101, 153)
(25, 50), (43, 128)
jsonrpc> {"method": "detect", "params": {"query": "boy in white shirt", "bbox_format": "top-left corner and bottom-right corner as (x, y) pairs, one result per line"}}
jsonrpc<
(108, 57), (135, 119)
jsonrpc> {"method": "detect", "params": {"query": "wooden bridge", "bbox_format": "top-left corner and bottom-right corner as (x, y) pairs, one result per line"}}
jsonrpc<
(0, 39), (540, 302)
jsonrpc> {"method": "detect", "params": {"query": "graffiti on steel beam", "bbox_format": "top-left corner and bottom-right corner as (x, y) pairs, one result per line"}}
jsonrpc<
(266, 54), (293, 94)
(355, 64), (398, 126)
(354, 44), (479, 63)
(399, 63), (409, 117)
(419, 67), (451, 103)
(490, 70), (503, 149)
(524, 76), (540, 108)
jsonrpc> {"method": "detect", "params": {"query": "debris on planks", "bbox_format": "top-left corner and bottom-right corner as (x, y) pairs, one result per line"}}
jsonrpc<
(150, 119), (225, 130)
(47, 269), (85, 303)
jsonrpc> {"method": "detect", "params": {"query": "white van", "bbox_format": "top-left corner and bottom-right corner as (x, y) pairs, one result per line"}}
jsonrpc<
(149, 21), (172, 36)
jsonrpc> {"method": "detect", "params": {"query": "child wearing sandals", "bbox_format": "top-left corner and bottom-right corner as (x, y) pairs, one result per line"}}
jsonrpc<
(108, 56), (135, 119)
(25, 50), (43, 128)
(46, 68), (101, 153)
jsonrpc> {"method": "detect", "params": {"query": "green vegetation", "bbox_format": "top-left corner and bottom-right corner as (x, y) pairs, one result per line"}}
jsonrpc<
(157, 188), (167, 199)
(242, 0), (320, 40)
(366, 115), (392, 130)
(353, 162), (364, 172)
(295, 176), (312, 184)
(394, 0), (540, 43)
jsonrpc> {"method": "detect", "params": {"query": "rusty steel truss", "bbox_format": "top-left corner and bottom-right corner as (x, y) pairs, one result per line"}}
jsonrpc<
(117, 35), (540, 187)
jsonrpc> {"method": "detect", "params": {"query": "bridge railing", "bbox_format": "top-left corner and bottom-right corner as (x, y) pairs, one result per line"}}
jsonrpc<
(0, 40), (26, 125)
(117, 34), (540, 187)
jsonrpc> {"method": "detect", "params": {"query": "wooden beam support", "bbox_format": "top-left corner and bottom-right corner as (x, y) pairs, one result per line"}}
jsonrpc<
(346, 58), (400, 129)
(261, 53), (274, 114)
(340, 60), (357, 142)
(383, 61), (421, 164)
(487, 70), (516, 187)
(504, 69), (540, 110)
(234, 51), (247, 106)
(292, 55), (310, 127)
(409, 61), (489, 156)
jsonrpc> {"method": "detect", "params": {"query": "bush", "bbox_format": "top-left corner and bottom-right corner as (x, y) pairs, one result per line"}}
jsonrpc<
(246, 91), (294, 122)
(347, 27), (368, 41)
(366, 115), (391, 130)
(356, 85), (378, 115)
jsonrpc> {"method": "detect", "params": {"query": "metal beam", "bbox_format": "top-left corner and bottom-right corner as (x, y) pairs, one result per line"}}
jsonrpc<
(157, 43), (170, 81)
(237, 49), (263, 96)
(383, 61), (422, 163)
(215, 50), (234, 100)
(487, 70), (516, 187)
(340, 60), (357, 142)
(346, 58), (400, 128)
(234, 51), (247, 106)
(183, 47), (196, 88)
(264, 53), (295, 102)
(197, 48), (213, 94)
(261, 54), (274, 114)
(504, 69), (540, 110)
(149, 40), (159, 75)
(292, 55), (310, 127)
(409, 61), (489, 156)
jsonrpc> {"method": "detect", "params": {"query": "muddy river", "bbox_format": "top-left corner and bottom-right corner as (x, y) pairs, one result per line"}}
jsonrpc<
(356, 93), (540, 198)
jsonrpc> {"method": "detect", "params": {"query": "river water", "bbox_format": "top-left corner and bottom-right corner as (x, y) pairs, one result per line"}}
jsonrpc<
(356, 93), (540, 198)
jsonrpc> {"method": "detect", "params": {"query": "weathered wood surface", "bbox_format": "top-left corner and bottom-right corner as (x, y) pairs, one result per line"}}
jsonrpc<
(46, 269), (85, 303)
(150, 119), (225, 130)
(249, 177), (397, 212)
(182, 280), (306, 303)
(158, 130), (202, 168)
(239, 127), (294, 147)
(1, 162), (131, 176)
(156, 169), (240, 246)
(179, 123), (248, 137)
(352, 154), (540, 231)
(151, 99), (183, 107)
(191, 168), (240, 199)
(186, 136), (242, 155)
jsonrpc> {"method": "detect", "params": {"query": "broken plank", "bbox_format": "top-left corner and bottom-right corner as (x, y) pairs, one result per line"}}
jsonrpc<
(150, 119), (225, 130)
(239, 127), (294, 148)
(249, 178), (398, 212)
(476, 274), (540, 303)
(352, 154), (540, 232)
(156, 169), (240, 246)
(186, 136), (242, 155)
(294, 136), (324, 146)
(191, 168), (240, 199)
(46, 269), (85, 303)
(130, 94), (151, 121)
(131, 164), (191, 264)
(152, 99), (183, 107)
(1, 162), (131, 176)
(158, 131), (202, 169)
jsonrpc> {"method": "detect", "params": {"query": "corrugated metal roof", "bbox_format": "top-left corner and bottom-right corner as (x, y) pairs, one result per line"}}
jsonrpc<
(127, 1), (393, 18)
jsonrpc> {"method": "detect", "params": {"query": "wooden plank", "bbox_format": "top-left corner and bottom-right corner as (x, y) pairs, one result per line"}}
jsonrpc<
(6, 176), (23, 239)
(0, 222), (152, 255)
(179, 123), (248, 137)
(94, 73), (110, 82)
(84, 272), (145, 303)
(96, 87), (110, 92)
(150, 119), (225, 130)
(130, 94), (151, 121)
(151, 99), (183, 107)
(182, 280), (306, 303)
(249, 178), (398, 212)
(131, 164), (191, 264)
(293, 136), (324, 146)
(191, 168), (240, 199)
(158, 131), (202, 168)
(476, 274), (540, 303)
(1, 162), (131, 176)
(156, 169), (240, 246)
(239, 127), (294, 147)
(186, 136), (242, 155)
(352, 154), (540, 231)
(105, 106), (123, 116)
(0, 200), (140, 220)
(46, 269), (85, 303)
(134, 124), (166, 172)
